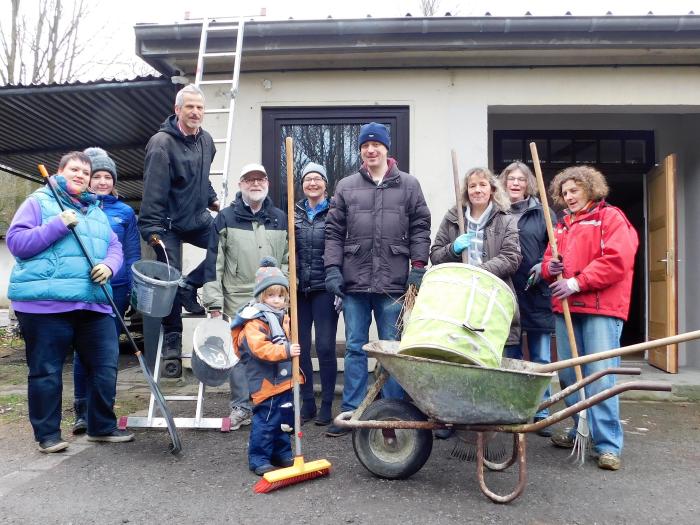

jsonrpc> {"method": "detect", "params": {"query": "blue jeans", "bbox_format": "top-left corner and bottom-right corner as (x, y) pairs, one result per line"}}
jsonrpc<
(298, 291), (339, 408)
(16, 310), (119, 442)
(555, 314), (624, 456)
(504, 331), (553, 419)
(249, 391), (293, 470)
(74, 284), (130, 404)
(341, 293), (404, 412)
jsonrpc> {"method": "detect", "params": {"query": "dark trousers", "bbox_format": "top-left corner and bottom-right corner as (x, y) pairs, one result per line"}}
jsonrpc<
(17, 310), (119, 442)
(74, 284), (129, 404)
(248, 391), (293, 470)
(297, 290), (338, 407)
(157, 226), (210, 333)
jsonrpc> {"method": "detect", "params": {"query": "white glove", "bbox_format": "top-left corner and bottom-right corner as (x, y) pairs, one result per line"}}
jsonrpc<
(90, 264), (112, 285)
(59, 210), (79, 228)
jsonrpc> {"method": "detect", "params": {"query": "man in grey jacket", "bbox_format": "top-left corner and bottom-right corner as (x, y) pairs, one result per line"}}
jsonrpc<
(324, 122), (431, 437)
(138, 84), (219, 364)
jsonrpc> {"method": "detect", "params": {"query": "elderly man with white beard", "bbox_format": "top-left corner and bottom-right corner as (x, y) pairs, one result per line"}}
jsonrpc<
(203, 163), (288, 429)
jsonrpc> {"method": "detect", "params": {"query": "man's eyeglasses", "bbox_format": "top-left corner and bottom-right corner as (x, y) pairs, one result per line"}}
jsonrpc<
(241, 176), (268, 185)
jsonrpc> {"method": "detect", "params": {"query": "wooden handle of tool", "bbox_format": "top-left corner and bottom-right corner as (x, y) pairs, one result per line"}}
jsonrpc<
(529, 142), (583, 381)
(38, 164), (50, 179)
(285, 137), (299, 360)
(537, 329), (700, 373)
(450, 149), (468, 264)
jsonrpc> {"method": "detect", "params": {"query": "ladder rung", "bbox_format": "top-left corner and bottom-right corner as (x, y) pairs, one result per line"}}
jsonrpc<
(203, 51), (237, 58)
(208, 25), (239, 32)
(198, 79), (233, 85)
(213, 139), (227, 144)
(210, 170), (224, 175)
(204, 108), (229, 114)
(164, 395), (199, 401)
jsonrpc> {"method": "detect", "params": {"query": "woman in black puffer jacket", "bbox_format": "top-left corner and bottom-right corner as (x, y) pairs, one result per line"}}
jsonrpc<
(295, 162), (339, 426)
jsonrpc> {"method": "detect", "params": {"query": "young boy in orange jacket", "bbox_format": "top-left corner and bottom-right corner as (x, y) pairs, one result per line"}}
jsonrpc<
(231, 257), (301, 475)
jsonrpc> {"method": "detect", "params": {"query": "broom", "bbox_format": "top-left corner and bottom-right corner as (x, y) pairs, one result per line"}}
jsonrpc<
(253, 137), (332, 493)
(529, 142), (590, 464)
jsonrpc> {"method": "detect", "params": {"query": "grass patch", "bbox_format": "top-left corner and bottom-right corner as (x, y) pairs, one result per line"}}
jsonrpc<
(0, 393), (28, 423)
(0, 363), (26, 386)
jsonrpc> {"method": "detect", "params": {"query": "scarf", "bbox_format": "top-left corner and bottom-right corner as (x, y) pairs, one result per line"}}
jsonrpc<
(51, 175), (97, 211)
(252, 302), (288, 344)
(464, 202), (495, 266)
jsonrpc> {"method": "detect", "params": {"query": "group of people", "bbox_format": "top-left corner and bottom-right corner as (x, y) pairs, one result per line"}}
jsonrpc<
(7, 82), (638, 476)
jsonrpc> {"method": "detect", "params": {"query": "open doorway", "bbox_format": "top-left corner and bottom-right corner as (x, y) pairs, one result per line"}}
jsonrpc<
(493, 130), (654, 348)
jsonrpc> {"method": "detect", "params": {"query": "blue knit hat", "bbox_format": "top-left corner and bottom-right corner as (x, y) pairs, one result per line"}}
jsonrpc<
(84, 147), (117, 182)
(253, 256), (289, 297)
(358, 122), (391, 151)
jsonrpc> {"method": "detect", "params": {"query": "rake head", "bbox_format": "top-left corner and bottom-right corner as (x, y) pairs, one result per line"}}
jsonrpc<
(568, 414), (591, 465)
(449, 431), (509, 463)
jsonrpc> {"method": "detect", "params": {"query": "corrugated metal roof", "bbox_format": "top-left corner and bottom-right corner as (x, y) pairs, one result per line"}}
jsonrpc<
(0, 75), (179, 205)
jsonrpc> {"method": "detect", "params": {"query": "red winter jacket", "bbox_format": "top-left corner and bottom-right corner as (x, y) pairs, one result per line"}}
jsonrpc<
(541, 200), (638, 321)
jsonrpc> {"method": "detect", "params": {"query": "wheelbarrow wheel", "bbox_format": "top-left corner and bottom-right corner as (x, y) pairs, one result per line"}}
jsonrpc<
(352, 399), (433, 480)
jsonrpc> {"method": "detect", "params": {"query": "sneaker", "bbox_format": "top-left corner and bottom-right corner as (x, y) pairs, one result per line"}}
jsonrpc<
(162, 332), (182, 359)
(87, 430), (135, 443)
(275, 457), (295, 468)
(315, 403), (333, 426)
(178, 285), (205, 315)
(597, 452), (621, 471)
(551, 430), (575, 449)
(253, 464), (277, 476)
(39, 436), (69, 453)
(300, 403), (317, 425)
(534, 416), (553, 438)
(72, 417), (87, 435)
(325, 422), (350, 437)
(229, 407), (252, 430)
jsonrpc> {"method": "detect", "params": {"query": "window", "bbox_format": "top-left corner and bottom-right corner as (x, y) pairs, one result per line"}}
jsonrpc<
(262, 107), (410, 209)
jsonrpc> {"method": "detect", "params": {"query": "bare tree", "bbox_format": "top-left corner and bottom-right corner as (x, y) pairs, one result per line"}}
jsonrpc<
(419, 0), (441, 16)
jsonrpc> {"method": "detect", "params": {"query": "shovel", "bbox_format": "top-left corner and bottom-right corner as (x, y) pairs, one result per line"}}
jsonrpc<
(38, 164), (182, 455)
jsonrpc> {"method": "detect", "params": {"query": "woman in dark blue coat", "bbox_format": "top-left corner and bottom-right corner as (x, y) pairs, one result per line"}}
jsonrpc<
(499, 162), (555, 435)
(295, 162), (339, 426)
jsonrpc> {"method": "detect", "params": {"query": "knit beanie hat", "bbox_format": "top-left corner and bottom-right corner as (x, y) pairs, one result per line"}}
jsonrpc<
(301, 162), (328, 184)
(253, 256), (289, 297)
(84, 147), (117, 182)
(358, 122), (391, 151)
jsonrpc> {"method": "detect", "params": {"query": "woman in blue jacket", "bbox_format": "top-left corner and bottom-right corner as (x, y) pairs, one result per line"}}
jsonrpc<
(499, 162), (556, 436)
(72, 147), (141, 434)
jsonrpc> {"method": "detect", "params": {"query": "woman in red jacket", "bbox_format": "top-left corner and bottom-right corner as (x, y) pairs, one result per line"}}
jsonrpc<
(541, 166), (638, 472)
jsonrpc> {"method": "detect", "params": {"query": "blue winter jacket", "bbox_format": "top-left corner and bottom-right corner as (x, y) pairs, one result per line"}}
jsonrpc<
(9, 187), (115, 303)
(99, 195), (140, 290)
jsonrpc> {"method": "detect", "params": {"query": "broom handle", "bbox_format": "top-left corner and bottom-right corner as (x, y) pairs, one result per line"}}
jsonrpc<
(285, 137), (302, 457)
(529, 143), (584, 383)
(450, 149), (468, 263)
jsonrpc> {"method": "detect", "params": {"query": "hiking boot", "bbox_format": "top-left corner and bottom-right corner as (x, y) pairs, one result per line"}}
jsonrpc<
(534, 416), (553, 438)
(325, 422), (350, 437)
(551, 430), (575, 449)
(162, 332), (182, 359)
(39, 436), (69, 453)
(253, 464), (277, 476)
(87, 430), (135, 443)
(315, 402), (333, 426)
(300, 402), (317, 425)
(177, 284), (205, 315)
(72, 399), (87, 435)
(275, 456), (295, 468)
(597, 452), (621, 471)
(229, 407), (252, 430)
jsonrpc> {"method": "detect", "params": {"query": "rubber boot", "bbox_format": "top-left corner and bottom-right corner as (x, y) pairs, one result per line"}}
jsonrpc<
(72, 398), (87, 435)
(315, 401), (333, 426)
(162, 332), (182, 359)
(177, 283), (205, 315)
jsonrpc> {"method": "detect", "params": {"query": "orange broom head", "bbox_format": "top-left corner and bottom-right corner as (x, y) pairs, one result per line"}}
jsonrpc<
(253, 456), (331, 494)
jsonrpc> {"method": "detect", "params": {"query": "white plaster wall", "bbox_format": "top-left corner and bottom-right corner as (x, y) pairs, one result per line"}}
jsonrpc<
(0, 239), (12, 307)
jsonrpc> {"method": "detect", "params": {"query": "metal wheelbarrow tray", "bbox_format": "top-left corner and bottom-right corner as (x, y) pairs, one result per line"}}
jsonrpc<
(334, 335), (700, 504)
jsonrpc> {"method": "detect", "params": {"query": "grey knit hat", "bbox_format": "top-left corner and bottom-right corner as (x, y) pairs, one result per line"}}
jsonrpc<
(301, 162), (328, 184)
(84, 147), (117, 182)
(253, 256), (289, 297)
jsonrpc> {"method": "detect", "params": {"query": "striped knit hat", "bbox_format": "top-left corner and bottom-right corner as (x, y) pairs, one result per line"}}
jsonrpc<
(253, 256), (288, 297)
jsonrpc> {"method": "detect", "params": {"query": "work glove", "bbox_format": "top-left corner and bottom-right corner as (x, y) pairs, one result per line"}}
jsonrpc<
(452, 232), (474, 255)
(550, 279), (577, 299)
(525, 263), (542, 291)
(90, 264), (112, 285)
(406, 267), (427, 290)
(148, 233), (162, 247)
(59, 210), (79, 229)
(333, 296), (343, 314)
(208, 308), (222, 318)
(547, 258), (564, 276)
(325, 266), (344, 298)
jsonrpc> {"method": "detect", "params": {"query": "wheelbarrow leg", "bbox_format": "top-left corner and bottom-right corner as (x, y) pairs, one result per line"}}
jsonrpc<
(350, 368), (389, 422)
(476, 432), (527, 504)
(483, 433), (519, 472)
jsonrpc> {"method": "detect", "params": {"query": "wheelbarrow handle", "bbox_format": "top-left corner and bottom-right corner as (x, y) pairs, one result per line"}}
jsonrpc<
(535, 329), (700, 374)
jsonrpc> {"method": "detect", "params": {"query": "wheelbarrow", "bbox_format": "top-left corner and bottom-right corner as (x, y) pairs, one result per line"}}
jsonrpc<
(334, 330), (700, 503)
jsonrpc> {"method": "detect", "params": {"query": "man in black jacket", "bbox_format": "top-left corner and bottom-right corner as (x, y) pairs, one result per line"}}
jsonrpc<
(138, 84), (219, 359)
(323, 122), (431, 436)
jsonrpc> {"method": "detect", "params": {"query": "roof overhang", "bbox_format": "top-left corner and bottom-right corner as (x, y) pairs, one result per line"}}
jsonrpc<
(134, 15), (700, 76)
(0, 76), (179, 204)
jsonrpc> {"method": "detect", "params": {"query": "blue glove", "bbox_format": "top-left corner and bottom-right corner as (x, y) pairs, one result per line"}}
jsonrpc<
(550, 279), (576, 299)
(547, 258), (564, 276)
(452, 232), (474, 255)
(325, 266), (345, 298)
